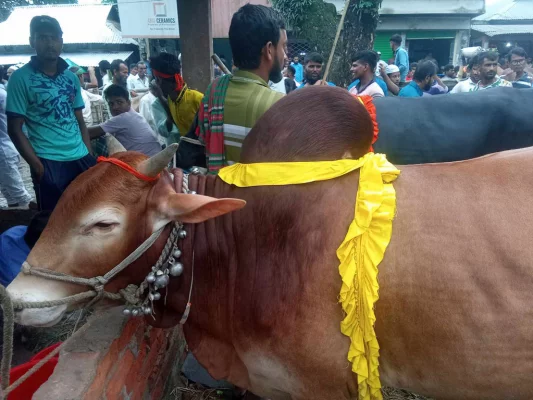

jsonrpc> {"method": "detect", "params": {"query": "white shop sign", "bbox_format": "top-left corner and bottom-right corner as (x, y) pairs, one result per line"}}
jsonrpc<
(118, 0), (179, 38)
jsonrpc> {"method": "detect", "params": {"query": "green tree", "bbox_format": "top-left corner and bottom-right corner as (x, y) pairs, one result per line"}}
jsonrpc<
(329, 0), (383, 87)
(272, 0), (338, 56)
(272, 0), (382, 86)
(1, 0), (77, 23)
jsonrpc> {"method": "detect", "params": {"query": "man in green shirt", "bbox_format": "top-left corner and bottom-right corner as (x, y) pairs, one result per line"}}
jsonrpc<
(195, 4), (286, 173)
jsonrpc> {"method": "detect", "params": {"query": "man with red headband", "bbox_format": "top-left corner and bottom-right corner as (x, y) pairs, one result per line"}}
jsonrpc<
(150, 53), (203, 141)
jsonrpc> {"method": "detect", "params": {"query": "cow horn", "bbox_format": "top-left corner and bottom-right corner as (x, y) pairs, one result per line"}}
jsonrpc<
(137, 143), (179, 177)
(106, 134), (127, 155)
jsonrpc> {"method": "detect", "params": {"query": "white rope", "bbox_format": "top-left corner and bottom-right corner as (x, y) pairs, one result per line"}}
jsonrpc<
(179, 251), (194, 325)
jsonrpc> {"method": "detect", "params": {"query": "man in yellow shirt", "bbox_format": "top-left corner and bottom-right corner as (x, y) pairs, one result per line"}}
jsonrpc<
(150, 53), (203, 138)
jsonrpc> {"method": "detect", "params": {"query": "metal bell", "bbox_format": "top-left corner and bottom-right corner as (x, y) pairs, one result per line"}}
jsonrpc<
(191, 167), (200, 175)
(169, 261), (184, 277)
(178, 230), (187, 239)
(149, 292), (161, 301)
(173, 248), (182, 258)
(123, 308), (132, 316)
(131, 308), (139, 317)
(143, 306), (152, 315)
(146, 272), (156, 284)
(155, 274), (169, 288)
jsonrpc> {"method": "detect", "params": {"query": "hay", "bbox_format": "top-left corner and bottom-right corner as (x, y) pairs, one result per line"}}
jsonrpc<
(168, 378), (234, 400)
(383, 386), (433, 400)
(166, 377), (431, 400)
(19, 310), (92, 354)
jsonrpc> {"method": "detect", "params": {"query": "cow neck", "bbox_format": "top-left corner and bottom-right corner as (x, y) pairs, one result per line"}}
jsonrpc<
(147, 171), (237, 334)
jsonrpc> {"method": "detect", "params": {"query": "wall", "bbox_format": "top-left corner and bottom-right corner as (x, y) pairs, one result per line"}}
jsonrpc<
(211, 0), (271, 38)
(33, 307), (185, 400)
(378, 15), (472, 31)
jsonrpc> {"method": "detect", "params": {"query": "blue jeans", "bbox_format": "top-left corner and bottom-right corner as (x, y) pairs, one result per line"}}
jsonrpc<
(0, 154), (32, 206)
(32, 154), (96, 211)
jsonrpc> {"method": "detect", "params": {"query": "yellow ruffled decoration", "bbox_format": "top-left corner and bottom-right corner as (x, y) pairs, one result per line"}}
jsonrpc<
(218, 153), (400, 400)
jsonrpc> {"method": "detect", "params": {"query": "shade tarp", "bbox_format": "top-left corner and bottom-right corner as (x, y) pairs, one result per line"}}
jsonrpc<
(0, 52), (134, 67)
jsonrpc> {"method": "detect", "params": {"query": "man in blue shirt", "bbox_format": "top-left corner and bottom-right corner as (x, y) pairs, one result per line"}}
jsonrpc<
(399, 60), (436, 97)
(6, 16), (95, 211)
(290, 55), (304, 83)
(390, 34), (409, 84)
(0, 211), (50, 286)
(348, 77), (388, 96)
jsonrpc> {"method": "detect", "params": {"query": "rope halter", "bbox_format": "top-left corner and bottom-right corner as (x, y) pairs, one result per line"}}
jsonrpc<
(14, 160), (199, 322)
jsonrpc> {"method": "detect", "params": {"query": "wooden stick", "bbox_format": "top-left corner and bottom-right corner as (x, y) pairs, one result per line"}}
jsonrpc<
(212, 54), (231, 75)
(322, 0), (351, 84)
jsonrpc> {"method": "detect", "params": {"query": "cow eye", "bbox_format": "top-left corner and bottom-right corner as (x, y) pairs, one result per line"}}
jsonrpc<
(93, 222), (117, 231)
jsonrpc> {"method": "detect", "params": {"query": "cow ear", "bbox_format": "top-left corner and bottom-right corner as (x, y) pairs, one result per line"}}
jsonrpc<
(157, 193), (246, 225)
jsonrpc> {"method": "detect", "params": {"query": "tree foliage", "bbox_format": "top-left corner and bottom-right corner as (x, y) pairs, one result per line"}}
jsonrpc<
(0, 0), (77, 23)
(330, 0), (383, 86)
(272, 0), (383, 86)
(272, 0), (338, 56)
(270, 0), (314, 29)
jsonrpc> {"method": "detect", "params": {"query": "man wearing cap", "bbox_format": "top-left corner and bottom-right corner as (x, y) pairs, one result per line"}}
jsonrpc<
(375, 51), (388, 78)
(379, 64), (401, 96)
(6, 15), (95, 211)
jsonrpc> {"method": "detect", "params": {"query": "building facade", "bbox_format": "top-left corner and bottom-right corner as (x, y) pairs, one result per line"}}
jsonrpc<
(329, 0), (485, 67)
(0, 4), (138, 67)
(471, 0), (533, 57)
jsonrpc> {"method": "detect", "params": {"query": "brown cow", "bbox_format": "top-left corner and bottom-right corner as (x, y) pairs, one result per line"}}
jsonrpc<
(8, 87), (533, 400)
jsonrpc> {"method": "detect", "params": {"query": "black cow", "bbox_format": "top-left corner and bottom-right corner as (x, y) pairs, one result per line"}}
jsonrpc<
(177, 87), (533, 168)
(373, 87), (533, 164)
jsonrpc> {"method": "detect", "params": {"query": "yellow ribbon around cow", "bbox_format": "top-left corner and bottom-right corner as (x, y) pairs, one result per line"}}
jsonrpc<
(218, 153), (400, 400)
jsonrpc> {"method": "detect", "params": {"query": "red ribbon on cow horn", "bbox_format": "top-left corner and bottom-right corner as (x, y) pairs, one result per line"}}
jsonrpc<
(356, 95), (379, 151)
(97, 157), (160, 182)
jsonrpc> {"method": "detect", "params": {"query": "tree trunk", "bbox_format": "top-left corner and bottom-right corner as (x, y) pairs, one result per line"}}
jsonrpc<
(329, 0), (382, 87)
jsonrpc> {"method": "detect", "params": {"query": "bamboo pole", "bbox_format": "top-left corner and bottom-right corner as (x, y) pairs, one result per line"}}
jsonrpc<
(212, 54), (231, 75)
(322, 0), (351, 84)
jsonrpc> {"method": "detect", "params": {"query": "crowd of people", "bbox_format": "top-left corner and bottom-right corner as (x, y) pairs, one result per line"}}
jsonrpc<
(0, 4), (532, 390)
(0, 5), (532, 214)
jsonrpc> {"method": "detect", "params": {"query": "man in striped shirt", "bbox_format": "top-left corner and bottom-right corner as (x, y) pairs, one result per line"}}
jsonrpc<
(196, 4), (286, 172)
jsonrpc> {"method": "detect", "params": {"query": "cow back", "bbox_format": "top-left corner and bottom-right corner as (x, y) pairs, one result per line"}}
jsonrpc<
(374, 87), (533, 164)
(241, 86), (374, 163)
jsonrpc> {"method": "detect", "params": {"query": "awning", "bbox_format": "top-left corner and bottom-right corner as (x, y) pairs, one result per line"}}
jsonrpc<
(0, 51), (134, 67)
(406, 30), (456, 40)
(471, 24), (533, 37)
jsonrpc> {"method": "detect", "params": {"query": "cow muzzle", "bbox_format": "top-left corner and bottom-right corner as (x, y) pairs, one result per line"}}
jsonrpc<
(7, 273), (73, 326)
(14, 305), (68, 327)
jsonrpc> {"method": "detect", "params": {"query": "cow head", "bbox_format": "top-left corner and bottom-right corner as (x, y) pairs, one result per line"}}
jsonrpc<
(8, 138), (245, 326)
